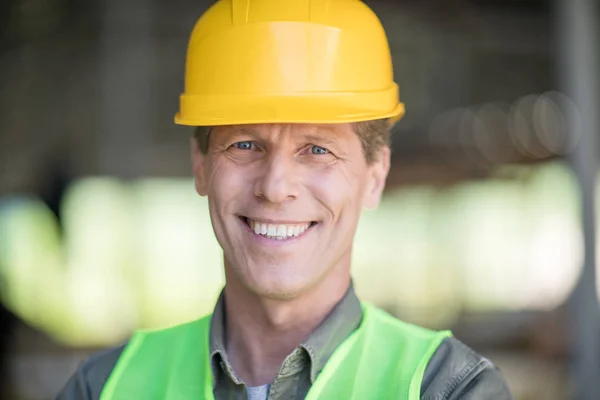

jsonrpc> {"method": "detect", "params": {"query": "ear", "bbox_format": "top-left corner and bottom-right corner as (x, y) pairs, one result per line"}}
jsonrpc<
(363, 146), (390, 210)
(191, 137), (208, 196)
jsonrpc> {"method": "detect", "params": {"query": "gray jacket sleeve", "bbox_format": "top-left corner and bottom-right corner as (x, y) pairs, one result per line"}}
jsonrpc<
(420, 337), (514, 399)
(55, 345), (125, 400)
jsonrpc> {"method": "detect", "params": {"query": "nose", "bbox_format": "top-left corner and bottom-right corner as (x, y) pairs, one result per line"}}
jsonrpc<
(254, 152), (298, 204)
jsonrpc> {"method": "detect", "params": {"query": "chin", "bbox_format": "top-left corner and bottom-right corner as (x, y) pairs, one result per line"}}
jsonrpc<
(246, 272), (316, 300)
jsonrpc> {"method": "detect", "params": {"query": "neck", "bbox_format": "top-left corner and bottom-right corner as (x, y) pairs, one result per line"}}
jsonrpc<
(222, 260), (351, 387)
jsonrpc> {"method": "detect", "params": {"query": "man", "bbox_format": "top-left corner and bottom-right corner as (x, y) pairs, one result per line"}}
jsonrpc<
(58, 0), (513, 398)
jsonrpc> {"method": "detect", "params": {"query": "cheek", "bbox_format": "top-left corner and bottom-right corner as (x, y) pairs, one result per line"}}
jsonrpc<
(306, 165), (367, 220)
(206, 160), (247, 216)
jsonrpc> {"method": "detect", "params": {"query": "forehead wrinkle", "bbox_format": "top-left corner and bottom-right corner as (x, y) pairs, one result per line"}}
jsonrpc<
(289, 124), (347, 144)
(218, 123), (349, 148)
(301, 125), (354, 150)
(211, 125), (261, 146)
(229, 124), (296, 146)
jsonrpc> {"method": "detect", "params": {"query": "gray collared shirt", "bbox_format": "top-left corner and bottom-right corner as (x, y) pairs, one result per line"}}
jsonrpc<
(209, 286), (363, 400)
(57, 286), (514, 400)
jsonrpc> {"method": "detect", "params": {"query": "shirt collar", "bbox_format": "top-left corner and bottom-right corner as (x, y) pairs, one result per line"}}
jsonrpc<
(209, 290), (243, 385)
(300, 284), (362, 382)
(208, 283), (363, 384)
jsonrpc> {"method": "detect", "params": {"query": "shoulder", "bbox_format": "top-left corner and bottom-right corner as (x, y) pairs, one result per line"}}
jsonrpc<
(55, 344), (127, 400)
(420, 337), (513, 400)
(54, 317), (212, 400)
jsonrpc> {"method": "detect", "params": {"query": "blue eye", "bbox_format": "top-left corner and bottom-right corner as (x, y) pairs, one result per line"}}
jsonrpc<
(311, 145), (329, 155)
(232, 141), (254, 150)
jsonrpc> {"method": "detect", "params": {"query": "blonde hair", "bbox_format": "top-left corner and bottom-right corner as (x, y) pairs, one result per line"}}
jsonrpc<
(193, 119), (391, 163)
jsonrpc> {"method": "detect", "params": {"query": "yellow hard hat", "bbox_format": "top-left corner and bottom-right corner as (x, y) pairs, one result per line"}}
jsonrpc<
(174, 0), (405, 126)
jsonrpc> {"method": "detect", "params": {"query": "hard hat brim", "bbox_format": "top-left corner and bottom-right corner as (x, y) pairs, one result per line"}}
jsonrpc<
(174, 85), (405, 127)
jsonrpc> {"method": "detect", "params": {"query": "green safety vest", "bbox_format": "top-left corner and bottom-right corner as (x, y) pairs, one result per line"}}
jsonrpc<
(100, 303), (451, 399)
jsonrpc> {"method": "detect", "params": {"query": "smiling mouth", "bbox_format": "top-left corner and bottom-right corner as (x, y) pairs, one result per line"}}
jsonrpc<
(240, 217), (318, 240)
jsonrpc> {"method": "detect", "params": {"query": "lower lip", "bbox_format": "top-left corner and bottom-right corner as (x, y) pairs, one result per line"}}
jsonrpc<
(238, 217), (317, 245)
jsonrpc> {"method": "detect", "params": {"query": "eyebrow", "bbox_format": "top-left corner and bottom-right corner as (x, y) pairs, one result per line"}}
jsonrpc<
(228, 126), (257, 135)
(301, 133), (339, 146)
(220, 127), (260, 140)
(224, 125), (341, 146)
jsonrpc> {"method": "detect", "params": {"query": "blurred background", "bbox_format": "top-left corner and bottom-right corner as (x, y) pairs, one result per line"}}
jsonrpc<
(1, 0), (599, 398)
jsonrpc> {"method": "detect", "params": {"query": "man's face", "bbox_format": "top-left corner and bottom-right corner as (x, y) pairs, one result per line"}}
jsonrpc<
(192, 123), (389, 299)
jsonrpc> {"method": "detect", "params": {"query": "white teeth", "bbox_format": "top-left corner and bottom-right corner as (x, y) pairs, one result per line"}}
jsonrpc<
(247, 218), (312, 240)
(276, 225), (287, 236)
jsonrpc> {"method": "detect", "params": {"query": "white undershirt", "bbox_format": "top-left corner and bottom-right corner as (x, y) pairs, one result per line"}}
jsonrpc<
(246, 384), (270, 400)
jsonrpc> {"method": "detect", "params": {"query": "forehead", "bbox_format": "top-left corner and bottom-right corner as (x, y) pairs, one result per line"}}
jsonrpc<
(213, 123), (355, 140)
